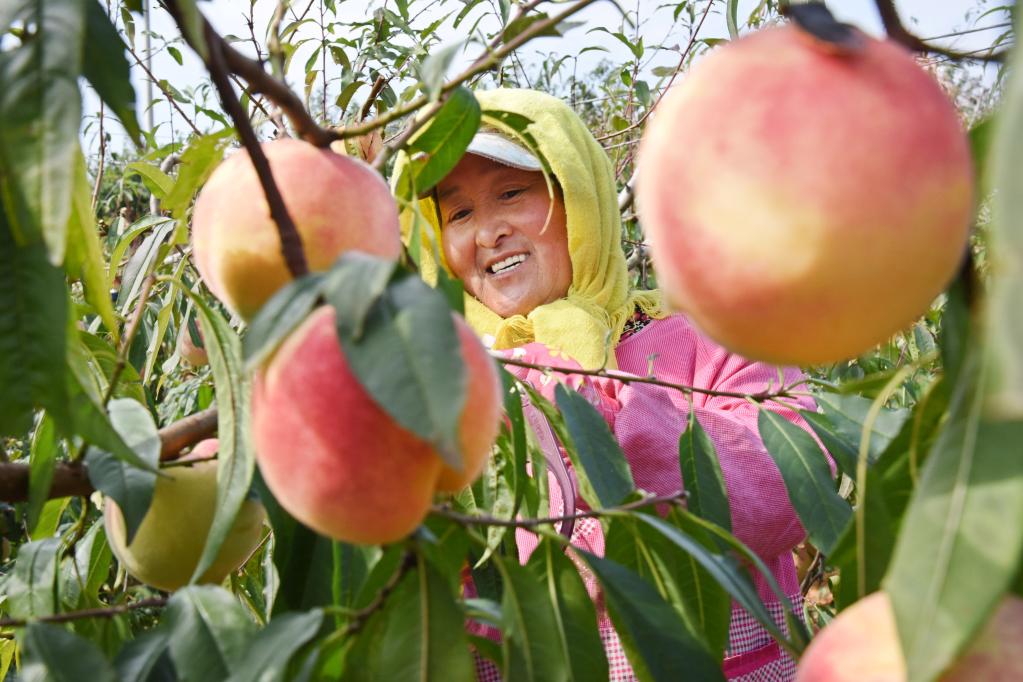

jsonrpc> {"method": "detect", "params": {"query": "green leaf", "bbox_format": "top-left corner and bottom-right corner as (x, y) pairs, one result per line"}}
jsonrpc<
(633, 512), (803, 652)
(163, 130), (232, 221)
(758, 409), (851, 555)
(117, 219), (176, 313)
(0, 217), (69, 437)
(172, 285), (255, 585)
(395, 86), (481, 202)
(529, 541), (608, 681)
(65, 149), (118, 337)
(21, 622), (116, 682)
(126, 162), (174, 199)
(554, 383), (635, 507)
(576, 551), (724, 682)
(815, 392), (909, 464)
(164, 585), (257, 681)
(173, 0), (209, 61)
(251, 470), (337, 613)
(6, 538), (61, 619)
(983, 21), (1023, 419)
(243, 272), (327, 370)
(326, 255), (467, 471)
(494, 554), (569, 682)
(885, 352), (1023, 682)
(226, 610), (324, 682)
(678, 410), (732, 532)
(0, 0), (85, 261)
(417, 42), (463, 100)
(606, 516), (731, 663)
(27, 414), (60, 535)
(67, 521), (113, 608)
(113, 630), (175, 682)
(77, 332), (146, 406)
(345, 556), (474, 682)
(84, 398), (160, 544)
(726, 0), (740, 38)
(83, 0), (142, 145)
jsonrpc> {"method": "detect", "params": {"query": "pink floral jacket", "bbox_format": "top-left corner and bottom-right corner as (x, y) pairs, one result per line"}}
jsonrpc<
(476, 314), (817, 682)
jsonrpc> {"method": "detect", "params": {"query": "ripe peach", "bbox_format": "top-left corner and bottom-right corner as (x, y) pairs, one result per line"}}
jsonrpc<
(796, 591), (1023, 681)
(637, 25), (973, 365)
(104, 439), (267, 591)
(191, 138), (402, 320)
(251, 306), (502, 544)
(176, 318), (207, 367)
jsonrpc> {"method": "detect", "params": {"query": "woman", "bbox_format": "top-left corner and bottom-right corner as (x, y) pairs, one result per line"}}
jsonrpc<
(397, 88), (818, 681)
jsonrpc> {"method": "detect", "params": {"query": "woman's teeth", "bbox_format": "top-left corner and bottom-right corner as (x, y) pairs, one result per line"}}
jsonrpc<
(489, 254), (527, 274)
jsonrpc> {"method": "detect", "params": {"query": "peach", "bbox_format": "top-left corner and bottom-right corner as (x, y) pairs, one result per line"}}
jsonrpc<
(176, 318), (207, 367)
(104, 439), (267, 591)
(191, 138), (402, 320)
(637, 25), (973, 365)
(796, 591), (1023, 681)
(251, 306), (502, 545)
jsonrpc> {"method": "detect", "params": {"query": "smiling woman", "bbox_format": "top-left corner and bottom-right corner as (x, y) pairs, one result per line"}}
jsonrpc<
(436, 152), (573, 318)
(395, 88), (826, 682)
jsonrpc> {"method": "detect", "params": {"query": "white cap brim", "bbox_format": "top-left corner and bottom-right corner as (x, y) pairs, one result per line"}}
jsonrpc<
(465, 132), (543, 171)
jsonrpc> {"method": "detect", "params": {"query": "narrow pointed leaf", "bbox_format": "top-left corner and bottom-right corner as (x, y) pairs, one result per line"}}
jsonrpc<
(21, 623), (116, 682)
(678, 410), (732, 532)
(759, 409), (851, 555)
(164, 586), (256, 681)
(226, 610), (324, 682)
(496, 554), (570, 682)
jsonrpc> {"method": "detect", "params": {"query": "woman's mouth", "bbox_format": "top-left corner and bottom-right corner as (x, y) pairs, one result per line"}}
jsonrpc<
(487, 253), (528, 276)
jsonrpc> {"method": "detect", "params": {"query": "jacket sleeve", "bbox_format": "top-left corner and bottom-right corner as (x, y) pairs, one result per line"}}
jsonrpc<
(502, 339), (820, 562)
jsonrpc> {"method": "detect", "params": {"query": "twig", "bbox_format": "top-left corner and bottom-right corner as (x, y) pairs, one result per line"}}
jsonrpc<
(0, 598), (167, 629)
(371, 97), (445, 171)
(359, 75), (390, 121)
(870, 0), (1008, 62)
(336, 551), (417, 638)
(125, 41), (203, 136)
(101, 275), (157, 409)
(201, 20), (309, 279)
(495, 354), (810, 403)
(158, 407), (219, 460)
(432, 490), (687, 529)
(596, 0), (715, 143)
(90, 102), (107, 212)
(162, 0), (334, 147)
(337, 0), (602, 142)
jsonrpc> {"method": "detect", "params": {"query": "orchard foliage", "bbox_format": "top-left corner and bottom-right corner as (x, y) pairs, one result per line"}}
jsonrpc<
(0, 1), (1019, 681)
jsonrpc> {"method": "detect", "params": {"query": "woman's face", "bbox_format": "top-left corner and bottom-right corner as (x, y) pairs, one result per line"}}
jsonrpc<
(437, 153), (573, 318)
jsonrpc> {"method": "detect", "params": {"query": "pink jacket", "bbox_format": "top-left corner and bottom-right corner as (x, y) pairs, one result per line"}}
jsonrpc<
(484, 314), (816, 682)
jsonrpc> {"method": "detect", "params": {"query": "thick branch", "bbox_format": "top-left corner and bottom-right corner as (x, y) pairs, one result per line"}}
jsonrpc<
(872, 0), (1007, 62)
(202, 22), (309, 279)
(0, 409), (219, 503)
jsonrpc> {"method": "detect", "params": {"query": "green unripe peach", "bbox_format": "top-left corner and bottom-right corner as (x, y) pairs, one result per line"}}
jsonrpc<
(104, 439), (266, 591)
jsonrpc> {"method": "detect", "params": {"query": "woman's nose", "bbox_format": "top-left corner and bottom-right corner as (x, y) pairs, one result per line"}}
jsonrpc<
(475, 218), (512, 248)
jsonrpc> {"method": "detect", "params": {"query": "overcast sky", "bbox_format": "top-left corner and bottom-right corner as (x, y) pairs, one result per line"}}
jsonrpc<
(83, 0), (1007, 154)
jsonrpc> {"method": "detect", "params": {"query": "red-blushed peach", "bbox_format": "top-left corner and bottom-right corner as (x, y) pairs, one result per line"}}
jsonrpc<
(796, 591), (1023, 681)
(637, 25), (973, 365)
(104, 439), (267, 591)
(251, 306), (502, 544)
(176, 319), (207, 367)
(191, 138), (401, 320)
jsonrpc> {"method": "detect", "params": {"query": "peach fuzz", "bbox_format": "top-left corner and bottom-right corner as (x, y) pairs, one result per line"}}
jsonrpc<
(191, 138), (402, 320)
(104, 439), (267, 591)
(637, 25), (973, 365)
(796, 591), (1023, 681)
(251, 306), (502, 545)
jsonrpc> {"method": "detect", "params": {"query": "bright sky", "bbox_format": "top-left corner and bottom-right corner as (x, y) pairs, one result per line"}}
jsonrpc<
(83, 0), (1006, 153)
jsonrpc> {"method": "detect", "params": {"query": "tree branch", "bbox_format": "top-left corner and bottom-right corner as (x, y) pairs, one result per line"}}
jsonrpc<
(871, 0), (1007, 62)
(0, 598), (167, 629)
(432, 491), (687, 529)
(0, 408), (219, 503)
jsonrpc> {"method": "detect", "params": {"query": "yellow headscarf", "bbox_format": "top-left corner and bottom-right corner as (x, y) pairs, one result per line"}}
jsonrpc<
(395, 88), (664, 369)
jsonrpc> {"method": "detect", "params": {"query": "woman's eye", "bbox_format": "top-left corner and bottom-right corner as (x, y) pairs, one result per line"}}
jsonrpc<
(448, 208), (471, 223)
(500, 188), (525, 200)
